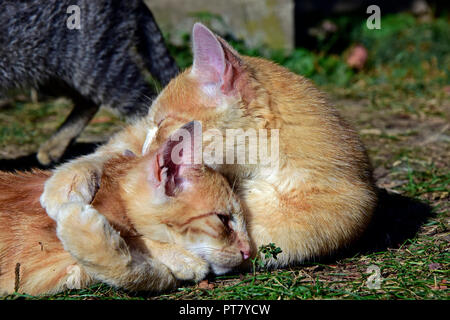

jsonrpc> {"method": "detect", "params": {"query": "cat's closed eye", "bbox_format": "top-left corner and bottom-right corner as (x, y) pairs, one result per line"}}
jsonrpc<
(216, 213), (229, 225)
(216, 213), (232, 232)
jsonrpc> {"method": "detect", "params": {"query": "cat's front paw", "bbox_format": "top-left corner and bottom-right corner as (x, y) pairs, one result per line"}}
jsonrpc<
(169, 258), (209, 282)
(158, 250), (210, 282)
(56, 202), (129, 264)
(57, 202), (106, 234)
(65, 264), (93, 290)
(41, 165), (100, 220)
(141, 239), (210, 282)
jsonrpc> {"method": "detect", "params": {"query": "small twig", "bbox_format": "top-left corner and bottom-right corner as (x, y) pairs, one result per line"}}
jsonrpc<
(418, 124), (449, 146)
(14, 263), (21, 292)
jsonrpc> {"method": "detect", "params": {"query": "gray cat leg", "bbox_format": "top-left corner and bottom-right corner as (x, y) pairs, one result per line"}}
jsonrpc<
(37, 97), (99, 165)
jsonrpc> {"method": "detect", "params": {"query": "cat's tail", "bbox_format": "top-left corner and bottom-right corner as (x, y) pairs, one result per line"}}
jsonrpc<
(136, 1), (179, 87)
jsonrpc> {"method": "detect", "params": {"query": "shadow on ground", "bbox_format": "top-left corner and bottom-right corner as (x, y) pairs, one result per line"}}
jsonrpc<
(333, 188), (434, 261)
(0, 142), (99, 171)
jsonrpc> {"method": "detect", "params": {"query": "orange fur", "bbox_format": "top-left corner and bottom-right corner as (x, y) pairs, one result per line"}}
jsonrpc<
(0, 149), (250, 295)
(142, 26), (377, 265)
(0, 170), (85, 295)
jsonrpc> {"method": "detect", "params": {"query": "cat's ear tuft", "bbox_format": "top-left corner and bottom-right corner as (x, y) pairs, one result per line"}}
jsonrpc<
(191, 23), (243, 96)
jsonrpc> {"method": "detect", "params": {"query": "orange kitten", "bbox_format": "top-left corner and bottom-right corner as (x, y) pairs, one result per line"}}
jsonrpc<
(0, 122), (250, 296)
(41, 23), (376, 270)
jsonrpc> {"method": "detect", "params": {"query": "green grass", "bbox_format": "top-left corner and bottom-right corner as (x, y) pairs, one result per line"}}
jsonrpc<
(400, 163), (450, 199)
(5, 233), (447, 300)
(0, 101), (65, 146)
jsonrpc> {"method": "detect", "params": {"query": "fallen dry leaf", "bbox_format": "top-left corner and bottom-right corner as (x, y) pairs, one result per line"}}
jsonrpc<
(198, 280), (215, 290)
(198, 280), (209, 289)
(428, 263), (442, 270)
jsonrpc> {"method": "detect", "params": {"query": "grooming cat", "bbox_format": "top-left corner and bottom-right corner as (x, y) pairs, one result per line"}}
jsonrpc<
(0, 121), (250, 296)
(41, 23), (377, 270)
(0, 0), (178, 165)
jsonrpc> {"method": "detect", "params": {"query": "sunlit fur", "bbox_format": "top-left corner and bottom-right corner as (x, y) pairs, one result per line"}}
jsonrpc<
(140, 30), (378, 267)
(0, 152), (249, 296)
(41, 24), (377, 271)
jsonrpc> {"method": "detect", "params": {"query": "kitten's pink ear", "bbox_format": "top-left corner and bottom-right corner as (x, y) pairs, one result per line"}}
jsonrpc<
(149, 121), (202, 198)
(191, 23), (243, 95)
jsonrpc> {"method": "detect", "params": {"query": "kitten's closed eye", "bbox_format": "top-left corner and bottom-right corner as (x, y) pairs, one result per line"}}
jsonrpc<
(217, 213), (229, 225)
(216, 213), (233, 234)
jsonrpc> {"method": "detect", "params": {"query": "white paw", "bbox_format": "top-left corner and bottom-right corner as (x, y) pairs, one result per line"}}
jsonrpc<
(56, 202), (127, 267)
(57, 202), (106, 232)
(56, 202), (110, 251)
(40, 189), (60, 220)
(65, 265), (83, 290)
(163, 255), (209, 282)
(40, 168), (100, 220)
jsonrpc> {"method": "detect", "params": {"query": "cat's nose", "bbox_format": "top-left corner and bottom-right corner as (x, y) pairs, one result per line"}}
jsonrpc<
(240, 250), (250, 260)
(238, 240), (251, 260)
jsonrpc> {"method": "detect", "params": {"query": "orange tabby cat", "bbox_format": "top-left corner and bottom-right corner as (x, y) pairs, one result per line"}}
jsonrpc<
(0, 121), (250, 296)
(41, 23), (377, 270)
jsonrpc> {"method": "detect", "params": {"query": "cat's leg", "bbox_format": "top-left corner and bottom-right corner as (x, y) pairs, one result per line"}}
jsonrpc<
(41, 117), (152, 220)
(136, 0), (179, 86)
(37, 92), (99, 166)
(56, 202), (177, 291)
(140, 239), (210, 282)
(41, 151), (107, 220)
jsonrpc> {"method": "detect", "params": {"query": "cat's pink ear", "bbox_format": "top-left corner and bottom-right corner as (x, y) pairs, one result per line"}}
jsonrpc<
(191, 23), (243, 95)
(149, 121), (202, 198)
